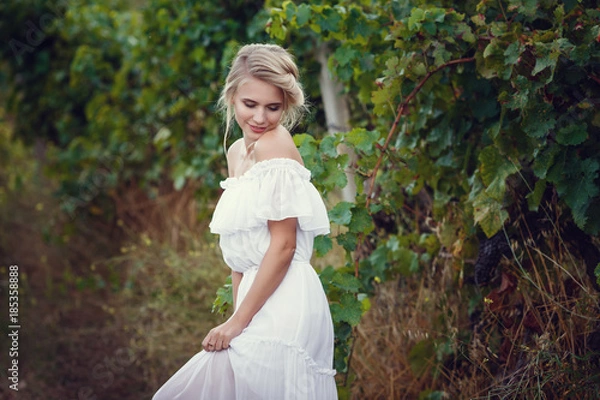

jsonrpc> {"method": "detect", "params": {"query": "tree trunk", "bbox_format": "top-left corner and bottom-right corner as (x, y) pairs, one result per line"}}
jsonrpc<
(316, 44), (357, 202)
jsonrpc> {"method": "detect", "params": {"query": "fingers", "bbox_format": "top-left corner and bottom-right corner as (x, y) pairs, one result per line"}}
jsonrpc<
(201, 336), (211, 352)
(214, 338), (230, 352)
(202, 333), (230, 352)
(202, 320), (241, 352)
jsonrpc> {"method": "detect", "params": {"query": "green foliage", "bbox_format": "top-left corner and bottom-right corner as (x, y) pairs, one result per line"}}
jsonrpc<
(212, 275), (233, 315)
(273, 0), (600, 237)
(1, 0), (269, 217)
(319, 265), (370, 373)
(269, 0), (600, 390)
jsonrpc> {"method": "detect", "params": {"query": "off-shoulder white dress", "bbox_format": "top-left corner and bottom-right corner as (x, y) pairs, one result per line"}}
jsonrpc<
(153, 158), (338, 400)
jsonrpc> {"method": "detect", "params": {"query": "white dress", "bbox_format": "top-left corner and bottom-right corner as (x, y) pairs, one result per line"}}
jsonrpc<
(153, 158), (338, 400)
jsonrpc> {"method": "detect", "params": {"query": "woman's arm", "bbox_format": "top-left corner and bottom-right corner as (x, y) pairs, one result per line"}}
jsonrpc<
(202, 217), (297, 352)
(202, 130), (301, 352)
(230, 218), (296, 325)
(232, 271), (242, 309)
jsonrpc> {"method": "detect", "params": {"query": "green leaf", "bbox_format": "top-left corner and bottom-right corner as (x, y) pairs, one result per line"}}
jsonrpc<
(527, 179), (547, 211)
(335, 64), (354, 81)
(522, 103), (556, 138)
(284, 1), (297, 22)
(322, 156), (348, 189)
(483, 39), (502, 58)
(533, 144), (560, 179)
(503, 41), (522, 65)
(422, 21), (437, 35)
(395, 247), (420, 276)
(512, 0), (538, 17)
(296, 3), (311, 26)
(555, 158), (600, 229)
(317, 7), (342, 33)
(532, 44), (559, 77)
(478, 146), (518, 200)
(212, 276), (233, 315)
(348, 206), (374, 234)
(329, 201), (353, 225)
(319, 135), (339, 157)
(331, 271), (362, 292)
(330, 292), (363, 326)
(556, 123), (588, 145)
(268, 16), (287, 41)
(532, 55), (555, 76)
(314, 235), (332, 257)
(408, 8), (425, 31)
(490, 22), (508, 37)
(456, 22), (476, 43)
(295, 133), (318, 163)
(473, 192), (509, 237)
(471, 14), (486, 26)
(433, 46), (452, 67)
(358, 293), (371, 313)
(372, 86), (394, 116)
(334, 46), (359, 66)
(345, 128), (380, 155)
(348, 8), (377, 40)
(293, 133), (316, 147)
(336, 232), (358, 252)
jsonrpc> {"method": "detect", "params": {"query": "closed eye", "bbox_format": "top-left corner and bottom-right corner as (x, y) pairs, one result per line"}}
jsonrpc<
(241, 100), (282, 111)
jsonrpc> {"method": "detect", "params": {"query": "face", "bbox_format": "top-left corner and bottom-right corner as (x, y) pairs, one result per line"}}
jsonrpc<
(232, 77), (284, 145)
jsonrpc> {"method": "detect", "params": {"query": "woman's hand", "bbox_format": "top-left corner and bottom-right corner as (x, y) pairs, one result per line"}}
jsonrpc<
(202, 316), (245, 352)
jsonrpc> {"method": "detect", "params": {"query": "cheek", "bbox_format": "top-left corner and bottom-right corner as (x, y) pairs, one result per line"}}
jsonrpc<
(233, 103), (250, 122)
(269, 110), (284, 124)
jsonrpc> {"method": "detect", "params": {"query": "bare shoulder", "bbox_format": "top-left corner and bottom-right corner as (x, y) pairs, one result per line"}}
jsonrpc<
(254, 127), (303, 164)
(226, 138), (244, 176)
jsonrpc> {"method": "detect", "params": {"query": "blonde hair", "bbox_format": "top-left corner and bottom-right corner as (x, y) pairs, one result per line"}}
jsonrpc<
(218, 44), (307, 148)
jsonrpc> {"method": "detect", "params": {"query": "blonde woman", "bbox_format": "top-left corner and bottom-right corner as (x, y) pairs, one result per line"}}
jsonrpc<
(153, 44), (337, 400)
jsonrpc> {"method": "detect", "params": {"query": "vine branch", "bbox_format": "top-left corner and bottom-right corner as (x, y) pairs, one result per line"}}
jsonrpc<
(354, 56), (475, 277)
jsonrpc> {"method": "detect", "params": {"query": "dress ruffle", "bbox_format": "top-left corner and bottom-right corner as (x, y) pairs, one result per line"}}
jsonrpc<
(227, 334), (338, 399)
(232, 334), (337, 376)
(209, 158), (330, 236)
(153, 335), (338, 400)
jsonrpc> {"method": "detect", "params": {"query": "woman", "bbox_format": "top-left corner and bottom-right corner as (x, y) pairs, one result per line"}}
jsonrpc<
(153, 44), (338, 399)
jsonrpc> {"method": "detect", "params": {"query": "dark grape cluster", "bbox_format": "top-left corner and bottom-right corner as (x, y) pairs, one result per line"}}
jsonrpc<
(474, 232), (511, 287)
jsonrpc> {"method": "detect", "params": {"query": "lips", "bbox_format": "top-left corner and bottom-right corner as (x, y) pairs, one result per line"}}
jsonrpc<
(249, 125), (267, 133)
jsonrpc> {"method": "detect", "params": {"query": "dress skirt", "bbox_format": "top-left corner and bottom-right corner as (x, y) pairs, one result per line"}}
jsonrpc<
(152, 261), (338, 400)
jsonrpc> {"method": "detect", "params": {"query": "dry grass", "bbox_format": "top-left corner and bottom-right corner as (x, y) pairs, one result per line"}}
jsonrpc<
(117, 228), (229, 392)
(349, 262), (464, 400)
(348, 226), (600, 400)
(0, 135), (229, 399)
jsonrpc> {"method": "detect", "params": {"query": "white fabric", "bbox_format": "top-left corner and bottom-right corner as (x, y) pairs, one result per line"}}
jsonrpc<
(153, 158), (337, 400)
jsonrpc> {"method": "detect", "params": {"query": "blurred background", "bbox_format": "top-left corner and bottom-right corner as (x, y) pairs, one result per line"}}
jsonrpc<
(1, 0), (600, 399)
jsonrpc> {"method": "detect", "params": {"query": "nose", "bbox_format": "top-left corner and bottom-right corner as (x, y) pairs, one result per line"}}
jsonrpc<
(252, 108), (266, 124)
